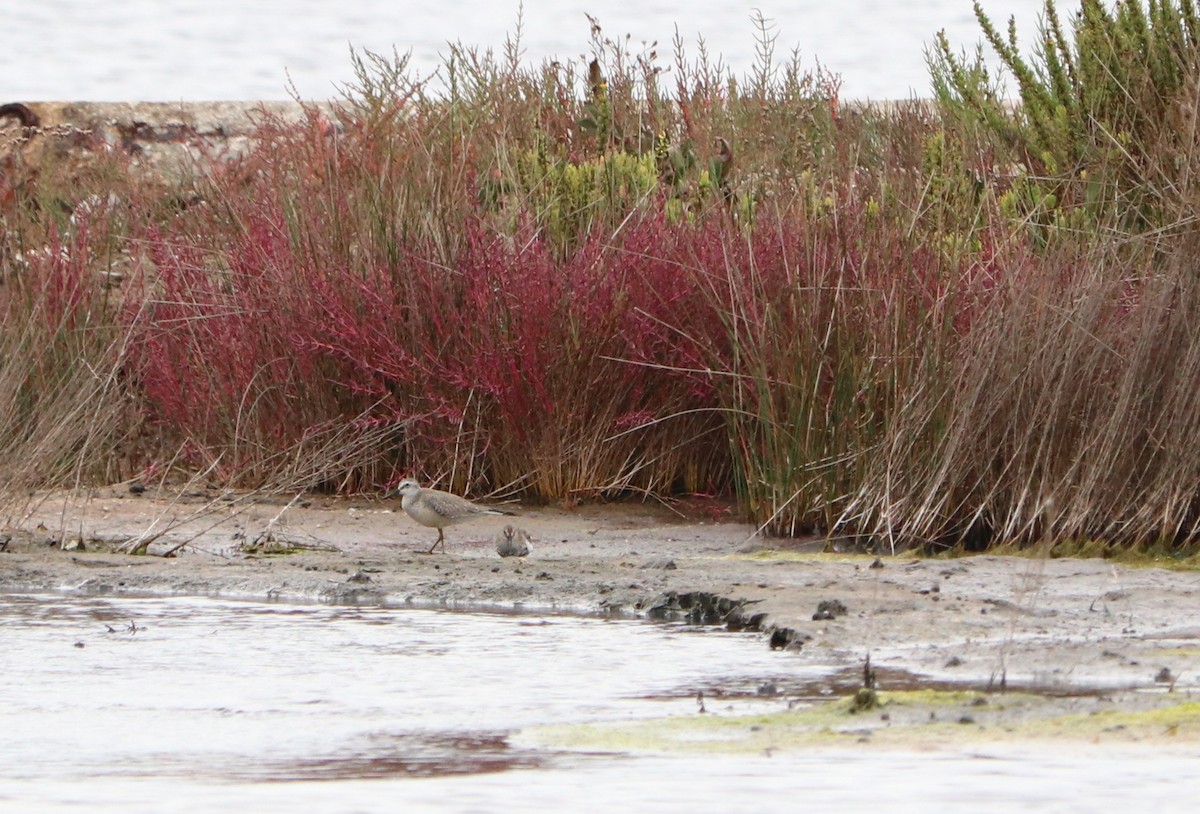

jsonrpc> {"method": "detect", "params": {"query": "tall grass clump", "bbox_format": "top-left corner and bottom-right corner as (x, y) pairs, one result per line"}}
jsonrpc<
(0, 189), (139, 516)
(841, 0), (1200, 551)
(124, 16), (851, 502)
(845, 236), (1200, 553)
(687, 188), (1003, 538)
(131, 201), (731, 498)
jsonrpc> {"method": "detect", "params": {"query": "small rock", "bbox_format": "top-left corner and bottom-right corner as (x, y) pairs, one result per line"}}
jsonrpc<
(756, 681), (778, 697)
(850, 687), (879, 712)
(128, 481), (146, 495)
(640, 558), (677, 570)
(869, 557), (884, 569)
(813, 598), (848, 620)
(347, 571), (372, 583)
(1155, 667), (1174, 684)
(768, 628), (809, 651)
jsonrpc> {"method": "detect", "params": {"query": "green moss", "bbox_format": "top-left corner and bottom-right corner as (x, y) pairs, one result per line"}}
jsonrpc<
(521, 692), (1200, 755)
(1019, 702), (1200, 740)
(727, 551), (918, 565)
(529, 704), (853, 755)
(1149, 647), (1200, 659)
(935, 540), (1200, 572)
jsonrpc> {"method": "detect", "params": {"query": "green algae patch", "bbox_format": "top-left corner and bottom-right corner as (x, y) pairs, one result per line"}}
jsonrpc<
(521, 691), (1200, 755)
(875, 688), (998, 705)
(729, 551), (839, 563)
(728, 550), (916, 565)
(967, 538), (1200, 570)
(526, 705), (858, 755)
(524, 690), (1008, 755)
(1148, 647), (1200, 659)
(1028, 701), (1200, 741)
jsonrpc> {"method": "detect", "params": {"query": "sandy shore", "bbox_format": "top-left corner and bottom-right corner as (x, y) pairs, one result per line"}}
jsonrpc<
(5, 484), (1200, 702)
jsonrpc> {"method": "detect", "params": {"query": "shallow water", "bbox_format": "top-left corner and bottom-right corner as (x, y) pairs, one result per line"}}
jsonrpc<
(2, 594), (1198, 813)
(1, 0), (1045, 101)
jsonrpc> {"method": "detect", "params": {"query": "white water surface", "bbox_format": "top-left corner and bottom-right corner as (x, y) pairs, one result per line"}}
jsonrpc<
(2, 593), (1199, 813)
(1, 1), (1046, 101)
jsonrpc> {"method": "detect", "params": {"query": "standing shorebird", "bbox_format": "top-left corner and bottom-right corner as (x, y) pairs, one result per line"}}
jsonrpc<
(494, 525), (532, 558)
(390, 479), (513, 554)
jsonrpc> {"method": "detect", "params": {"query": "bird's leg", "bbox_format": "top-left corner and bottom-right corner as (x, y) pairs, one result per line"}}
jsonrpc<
(427, 529), (445, 554)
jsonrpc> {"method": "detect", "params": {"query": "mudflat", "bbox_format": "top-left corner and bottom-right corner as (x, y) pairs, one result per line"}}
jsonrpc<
(5, 486), (1200, 711)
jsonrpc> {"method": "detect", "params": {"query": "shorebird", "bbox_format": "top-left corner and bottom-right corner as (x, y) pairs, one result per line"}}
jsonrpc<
(390, 479), (513, 554)
(494, 525), (532, 558)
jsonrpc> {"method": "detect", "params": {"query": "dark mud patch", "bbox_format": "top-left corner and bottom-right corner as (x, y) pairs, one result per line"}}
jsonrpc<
(639, 589), (811, 652)
(641, 590), (767, 627)
(226, 732), (547, 782)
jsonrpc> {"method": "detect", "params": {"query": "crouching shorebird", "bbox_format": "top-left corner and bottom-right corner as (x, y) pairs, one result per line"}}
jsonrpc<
(390, 479), (514, 554)
(494, 525), (532, 558)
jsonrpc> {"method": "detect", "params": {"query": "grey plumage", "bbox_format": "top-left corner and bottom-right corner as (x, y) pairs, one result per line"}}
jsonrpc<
(494, 525), (532, 558)
(391, 479), (514, 553)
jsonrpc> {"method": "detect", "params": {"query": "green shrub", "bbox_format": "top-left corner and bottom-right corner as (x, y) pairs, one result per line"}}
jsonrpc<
(930, 0), (1200, 240)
